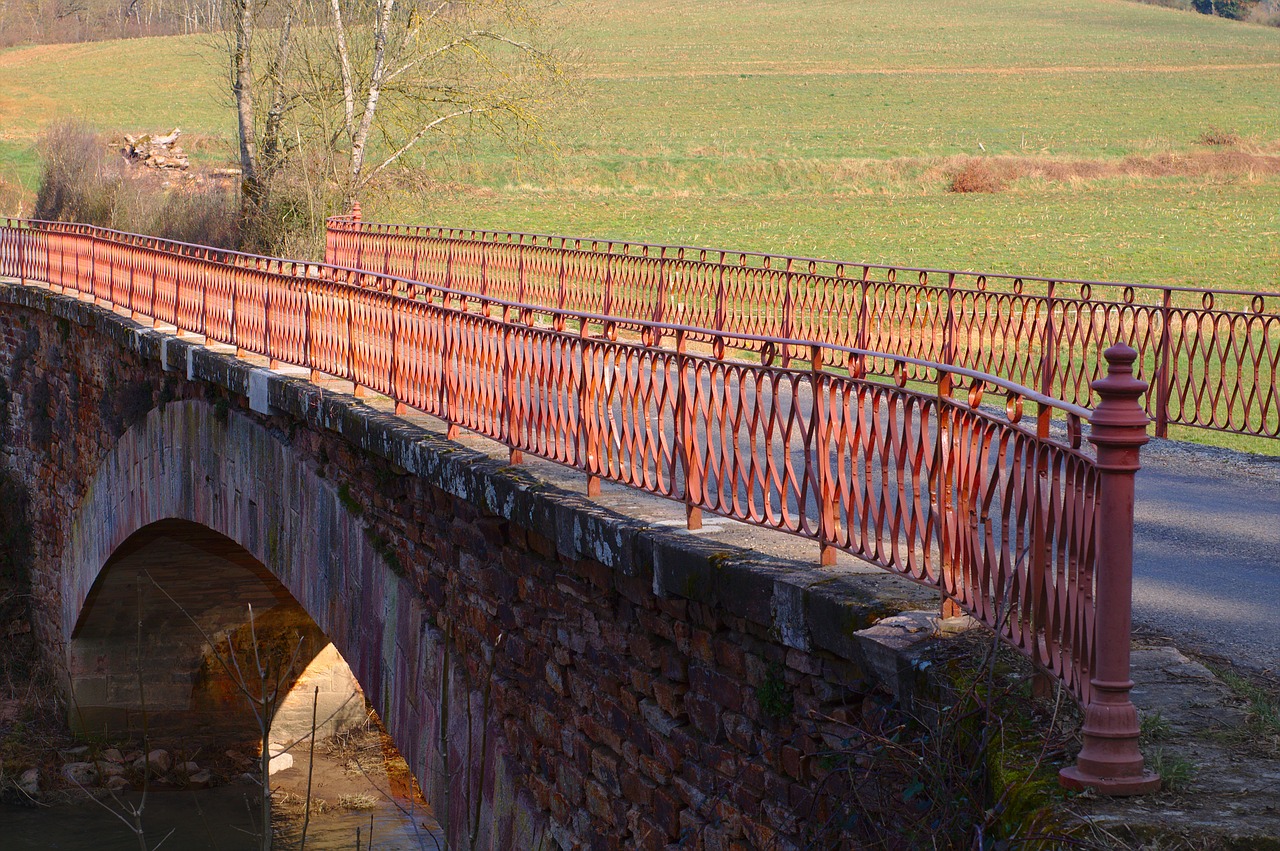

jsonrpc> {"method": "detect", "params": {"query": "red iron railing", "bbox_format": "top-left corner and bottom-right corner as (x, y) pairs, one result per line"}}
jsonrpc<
(1, 216), (1157, 793)
(327, 211), (1280, 442)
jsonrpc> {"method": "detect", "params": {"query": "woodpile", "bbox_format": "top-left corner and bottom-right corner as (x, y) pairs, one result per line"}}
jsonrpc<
(123, 128), (189, 170)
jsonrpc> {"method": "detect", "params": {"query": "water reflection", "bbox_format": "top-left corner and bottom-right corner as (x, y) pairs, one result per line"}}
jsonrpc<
(1, 781), (445, 850)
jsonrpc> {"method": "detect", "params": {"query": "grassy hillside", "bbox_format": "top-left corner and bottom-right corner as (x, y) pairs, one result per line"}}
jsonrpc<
(0, 0), (1278, 288)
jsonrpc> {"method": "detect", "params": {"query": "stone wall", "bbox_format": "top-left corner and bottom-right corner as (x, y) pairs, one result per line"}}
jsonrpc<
(0, 282), (941, 850)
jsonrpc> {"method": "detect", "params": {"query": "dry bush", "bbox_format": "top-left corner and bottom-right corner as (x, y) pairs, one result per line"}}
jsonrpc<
(932, 150), (1280, 192)
(34, 119), (241, 249)
(1248, 0), (1280, 25)
(949, 158), (1008, 193)
(1197, 126), (1241, 146)
(127, 182), (241, 249)
(34, 118), (125, 225)
(0, 174), (27, 218)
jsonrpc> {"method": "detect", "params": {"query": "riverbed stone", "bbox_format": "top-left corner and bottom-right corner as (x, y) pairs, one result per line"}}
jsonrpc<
(147, 749), (172, 775)
(18, 768), (39, 794)
(62, 761), (99, 786)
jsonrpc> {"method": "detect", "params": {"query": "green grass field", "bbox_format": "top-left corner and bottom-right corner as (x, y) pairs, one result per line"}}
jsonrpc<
(1, 0), (1278, 289)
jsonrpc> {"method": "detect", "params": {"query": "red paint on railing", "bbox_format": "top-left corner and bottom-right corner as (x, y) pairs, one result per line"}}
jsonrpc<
(326, 215), (1279, 441)
(0, 216), (1152, 793)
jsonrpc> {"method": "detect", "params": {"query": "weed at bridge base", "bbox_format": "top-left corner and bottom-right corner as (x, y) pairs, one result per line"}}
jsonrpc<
(796, 626), (1086, 849)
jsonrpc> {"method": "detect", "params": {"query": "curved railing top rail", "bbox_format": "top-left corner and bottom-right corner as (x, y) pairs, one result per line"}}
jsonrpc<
(4, 216), (1094, 427)
(327, 213), (1280, 305)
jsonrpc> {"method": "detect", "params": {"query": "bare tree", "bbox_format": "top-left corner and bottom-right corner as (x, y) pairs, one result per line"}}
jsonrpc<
(228, 0), (301, 218)
(226, 0), (566, 237)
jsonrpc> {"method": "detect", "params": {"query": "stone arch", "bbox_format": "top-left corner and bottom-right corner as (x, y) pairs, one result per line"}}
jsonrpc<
(59, 399), (446, 793)
(68, 518), (360, 745)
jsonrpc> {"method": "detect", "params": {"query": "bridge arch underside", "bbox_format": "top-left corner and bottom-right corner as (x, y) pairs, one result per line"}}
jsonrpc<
(58, 398), (457, 810)
(68, 518), (341, 744)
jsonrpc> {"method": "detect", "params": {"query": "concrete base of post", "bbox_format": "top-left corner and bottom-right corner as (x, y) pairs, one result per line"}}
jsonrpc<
(1059, 678), (1162, 795)
(1059, 764), (1160, 796)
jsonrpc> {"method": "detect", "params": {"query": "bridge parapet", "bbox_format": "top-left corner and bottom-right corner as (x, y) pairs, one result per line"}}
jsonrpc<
(0, 217), (1156, 801)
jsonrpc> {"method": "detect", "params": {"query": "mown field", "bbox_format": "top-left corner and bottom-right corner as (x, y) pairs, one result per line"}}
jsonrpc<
(1, 0), (1278, 286)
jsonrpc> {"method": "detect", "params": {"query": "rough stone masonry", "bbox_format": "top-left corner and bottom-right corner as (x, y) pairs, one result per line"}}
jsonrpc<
(0, 280), (948, 850)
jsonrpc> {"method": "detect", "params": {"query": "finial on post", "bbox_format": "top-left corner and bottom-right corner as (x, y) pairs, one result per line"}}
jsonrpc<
(350, 201), (362, 222)
(1060, 343), (1160, 795)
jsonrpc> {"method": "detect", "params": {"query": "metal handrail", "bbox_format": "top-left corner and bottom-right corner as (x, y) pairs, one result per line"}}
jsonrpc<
(0, 216), (1157, 793)
(327, 212), (1280, 441)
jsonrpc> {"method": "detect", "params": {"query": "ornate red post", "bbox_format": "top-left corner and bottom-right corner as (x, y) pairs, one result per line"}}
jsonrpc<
(1060, 343), (1160, 795)
(350, 201), (363, 274)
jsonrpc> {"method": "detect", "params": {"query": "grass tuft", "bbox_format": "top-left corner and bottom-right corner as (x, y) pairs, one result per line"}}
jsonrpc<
(1197, 126), (1241, 146)
(1148, 747), (1195, 793)
(1141, 710), (1174, 744)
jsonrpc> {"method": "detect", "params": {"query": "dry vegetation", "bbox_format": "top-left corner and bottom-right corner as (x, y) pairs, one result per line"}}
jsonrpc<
(949, 159), (1008, 193)
(33, 119), (241, 247)
(945, 145), (1280, 194)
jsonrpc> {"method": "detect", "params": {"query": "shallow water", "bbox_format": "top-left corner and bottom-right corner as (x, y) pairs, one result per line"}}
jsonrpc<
(0, 784), (445, 850)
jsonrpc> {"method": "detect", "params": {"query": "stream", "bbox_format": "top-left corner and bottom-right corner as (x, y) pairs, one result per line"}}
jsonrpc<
(1, 783), (444, 850)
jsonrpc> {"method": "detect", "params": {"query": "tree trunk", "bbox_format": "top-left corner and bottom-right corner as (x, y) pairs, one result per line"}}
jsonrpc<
(233, 0), (261, 216)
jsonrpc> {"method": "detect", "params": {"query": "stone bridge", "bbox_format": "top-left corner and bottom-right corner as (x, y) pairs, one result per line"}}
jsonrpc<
(0, 280), (947, 848)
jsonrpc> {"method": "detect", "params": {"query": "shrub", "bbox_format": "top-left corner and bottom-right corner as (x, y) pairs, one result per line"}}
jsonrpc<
(33, 118), (124, 225)
(33, 118), (241, 249)
(949, 159), (1007, 193)
(0, 174), (26, 218)
(1197, 126), (1241, 146)
(1248, 0), (1280, 24)
(129, 182), (240, 250)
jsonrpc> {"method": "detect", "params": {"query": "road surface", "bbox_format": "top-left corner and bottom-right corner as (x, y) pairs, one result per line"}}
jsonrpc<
(1133, 439), (1280, 674)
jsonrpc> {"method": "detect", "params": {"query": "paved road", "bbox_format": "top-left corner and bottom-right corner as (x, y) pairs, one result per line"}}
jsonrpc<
(1133, 440), (1280, 674)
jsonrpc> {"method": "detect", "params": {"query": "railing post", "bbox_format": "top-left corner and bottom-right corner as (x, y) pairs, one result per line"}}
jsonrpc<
(943, 272), (956, 366)
(715, 257), (727, 339)
(652, 254), (667, 348)
(1040, 280), (1057, 401)
(812, 344), (836, 565)
(1154, 287), (1173, 438)
(781, 263), (795, 368)
(439, 294), (458, 439)
(555, 247), (567, 333)
(934, 370), (960, 617)
(581, 326), (601, 497)
(503, 306), (523, 464)
(857, 268), (871, 354)
(1060, 343), (1159, 796)
(677, 330), (702, 530)
(351, 201), (363, 273)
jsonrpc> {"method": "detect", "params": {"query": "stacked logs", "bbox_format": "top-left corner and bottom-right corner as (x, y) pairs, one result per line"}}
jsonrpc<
(123, 128), (189, 170)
